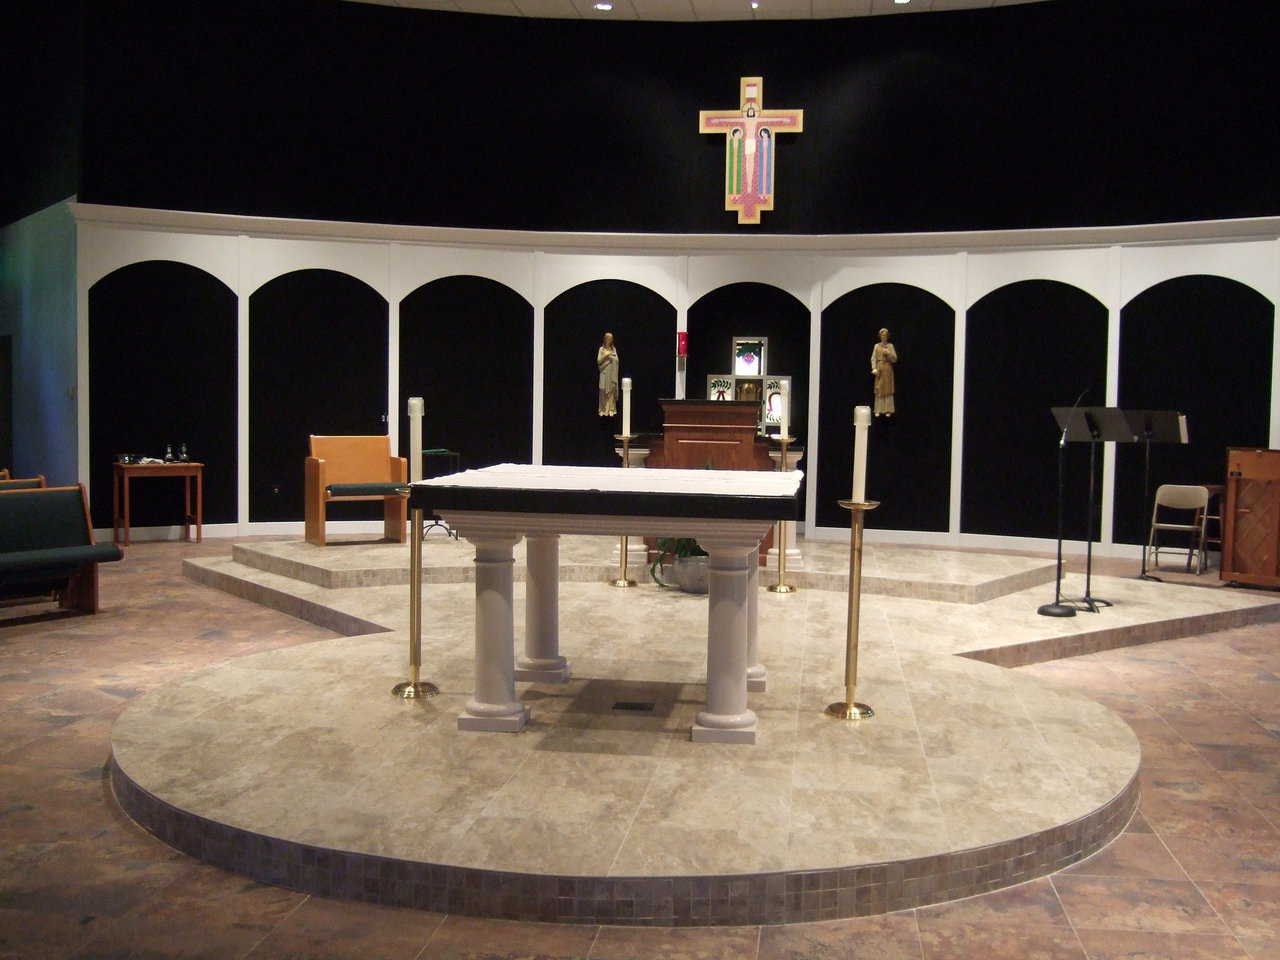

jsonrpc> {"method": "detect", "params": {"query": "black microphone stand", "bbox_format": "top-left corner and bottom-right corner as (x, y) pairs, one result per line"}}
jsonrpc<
(1138, 418), (1161, 582)
(1038, 412), (1077, 618)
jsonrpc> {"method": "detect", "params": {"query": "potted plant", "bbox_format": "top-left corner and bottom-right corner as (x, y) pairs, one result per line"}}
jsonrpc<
(650, 537), (709, 594)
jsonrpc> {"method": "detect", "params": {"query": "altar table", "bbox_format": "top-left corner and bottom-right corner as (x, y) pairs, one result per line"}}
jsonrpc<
(409, 464), (802, 743)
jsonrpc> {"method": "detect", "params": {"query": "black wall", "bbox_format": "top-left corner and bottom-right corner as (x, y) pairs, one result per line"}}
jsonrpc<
(818, 285), (954, 531)
(962, 280), (1108, 540)
(687, 283), (810, 446)
(87, 261), (237, 529)
(2, 1), (83, 226)
(398, 276), (534, 471)
(249, 270), (388, 522)
(543, 281), (675, 467)
(1113, 275), (1274, 544)
(62, 0), (1278, 235)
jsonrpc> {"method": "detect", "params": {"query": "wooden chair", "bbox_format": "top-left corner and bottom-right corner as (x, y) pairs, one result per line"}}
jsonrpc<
(304, 436), (408, 546)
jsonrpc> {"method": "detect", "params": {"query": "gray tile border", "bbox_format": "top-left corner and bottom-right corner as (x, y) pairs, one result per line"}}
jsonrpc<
(110, 753), (1137, 927)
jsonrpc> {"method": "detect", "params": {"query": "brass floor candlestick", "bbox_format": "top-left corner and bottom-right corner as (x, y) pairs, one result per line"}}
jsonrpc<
(393, 506), (440, 699)
(827, 498), (878, 720)
(610, 434), (637, 588)
(767, 434), (797, 594)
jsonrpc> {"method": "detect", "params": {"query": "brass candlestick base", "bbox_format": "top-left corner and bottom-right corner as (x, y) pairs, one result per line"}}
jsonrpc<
(395, 506), (439, 700)
(827, 497), (879, 722)
(611, 434), (638, 588)
(826, 700), (874, 720)
(768, 434), (797, 594)
(393, 679), (440, 700)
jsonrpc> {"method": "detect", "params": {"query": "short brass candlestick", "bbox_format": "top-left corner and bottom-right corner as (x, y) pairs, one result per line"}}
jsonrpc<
(767, 434), (797, 594)
(827, 498), (879, 720)
(610, 434), (637, 588)
(393, 505), (440, 699)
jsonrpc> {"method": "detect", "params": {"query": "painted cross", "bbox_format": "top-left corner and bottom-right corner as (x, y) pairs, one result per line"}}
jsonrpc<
(699, 77), (803, 225)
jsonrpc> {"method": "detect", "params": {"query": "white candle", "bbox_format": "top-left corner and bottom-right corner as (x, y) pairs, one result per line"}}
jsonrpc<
(407, 397), (424, 483)
(779, 381), (790, 439)
(852, 405), (871, 503)
(622, 377), (632, 437)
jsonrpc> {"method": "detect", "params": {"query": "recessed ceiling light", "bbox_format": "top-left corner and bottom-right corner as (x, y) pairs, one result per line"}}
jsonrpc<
(894, 0), (911, 4)
(750, 1), (759, 7)
(594, 1), (612, 9)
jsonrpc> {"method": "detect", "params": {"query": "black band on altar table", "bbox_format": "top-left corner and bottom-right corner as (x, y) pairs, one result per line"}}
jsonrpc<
(409, 464), (802, 523)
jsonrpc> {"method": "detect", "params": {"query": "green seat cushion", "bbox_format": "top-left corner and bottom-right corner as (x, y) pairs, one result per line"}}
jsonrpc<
(0, 544), (123, 577)
(326, 482), (409, 498)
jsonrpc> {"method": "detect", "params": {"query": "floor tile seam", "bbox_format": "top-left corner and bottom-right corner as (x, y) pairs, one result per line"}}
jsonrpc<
(582, 922), (605, 959)
(1046, 873), (1094, 957)
(887, 612), (954, 853)
(408, 909), (450, 960)
(601, 740), (667, 878)
(236, 890), (313, 960)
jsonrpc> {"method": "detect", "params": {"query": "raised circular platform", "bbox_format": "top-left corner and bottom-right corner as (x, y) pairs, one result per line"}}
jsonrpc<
(111, 575), (1140, 926)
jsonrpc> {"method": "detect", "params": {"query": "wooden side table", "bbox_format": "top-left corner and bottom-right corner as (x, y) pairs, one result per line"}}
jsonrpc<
(113, 462), (204, 546)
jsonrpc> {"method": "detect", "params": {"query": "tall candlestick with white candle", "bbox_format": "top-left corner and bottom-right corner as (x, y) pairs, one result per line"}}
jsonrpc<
(852, 405), (870, 503)
(407, 396), (424, 483)
(621, 377), (632, 437)
(779, 380), (790, 438)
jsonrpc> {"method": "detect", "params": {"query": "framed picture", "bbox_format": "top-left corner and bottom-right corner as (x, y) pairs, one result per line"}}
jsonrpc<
(707, 376), (734, 401)
(763, 376), (790, 425)
(732, 337), (767, 377)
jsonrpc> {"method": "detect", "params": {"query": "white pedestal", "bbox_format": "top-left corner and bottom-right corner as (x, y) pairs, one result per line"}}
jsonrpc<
(746, 559), (766, 692)
(516, 534), (570, 683)
(458, 535), (530, 732)
(613, 446), (650, 468)
(766, 447), (805, 571)
(692, 537), (759, 744)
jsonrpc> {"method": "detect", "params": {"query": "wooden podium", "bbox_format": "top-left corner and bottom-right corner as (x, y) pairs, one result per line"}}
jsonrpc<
(646, 400), (775, 471)
(645, 400), (778, 560)
(1221, 448), (1280, 588)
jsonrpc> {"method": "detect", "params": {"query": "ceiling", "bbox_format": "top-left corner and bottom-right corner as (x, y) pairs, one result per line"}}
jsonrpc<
(345, 0), (1053, 23)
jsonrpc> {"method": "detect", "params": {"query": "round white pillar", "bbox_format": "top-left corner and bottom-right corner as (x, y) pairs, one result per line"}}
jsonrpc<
(459, 534), (530, 732)
(517, 534), (570, 682)
(692, 538), (758, 743)
(746, 557), (765, 692)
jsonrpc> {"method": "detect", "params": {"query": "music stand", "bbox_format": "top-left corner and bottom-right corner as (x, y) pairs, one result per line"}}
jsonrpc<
(1123, 410), (1188, 582)
(1051, 407), (1136, 613)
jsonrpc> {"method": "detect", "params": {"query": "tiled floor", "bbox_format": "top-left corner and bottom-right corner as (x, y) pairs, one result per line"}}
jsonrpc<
(2, 538), (1279, 958)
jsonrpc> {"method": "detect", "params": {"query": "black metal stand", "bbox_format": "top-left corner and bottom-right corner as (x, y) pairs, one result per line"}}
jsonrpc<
(1038, 424), (1076, 618)
(1138, 432), (1160, 582)
(1078, 432), (1112, 612)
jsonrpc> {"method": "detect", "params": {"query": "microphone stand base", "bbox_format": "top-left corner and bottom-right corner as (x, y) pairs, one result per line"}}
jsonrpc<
(1037, 602), (1077, 618)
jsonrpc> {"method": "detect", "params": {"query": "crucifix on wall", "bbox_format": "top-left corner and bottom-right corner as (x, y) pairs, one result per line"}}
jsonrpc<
(699, 77), (804, 225)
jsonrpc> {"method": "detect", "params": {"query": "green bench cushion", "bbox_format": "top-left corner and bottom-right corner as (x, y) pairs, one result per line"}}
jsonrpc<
(326, 482), (409, 498)
(0, 544), (123, 577)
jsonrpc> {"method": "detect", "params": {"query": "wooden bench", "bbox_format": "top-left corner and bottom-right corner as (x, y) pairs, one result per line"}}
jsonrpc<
(0, 484), (123, 613)
(0, 474), (46, 491)
(304, 436), (409, 546)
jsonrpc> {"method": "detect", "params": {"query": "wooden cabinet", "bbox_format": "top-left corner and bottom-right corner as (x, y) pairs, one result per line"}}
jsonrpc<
(1221, 448), (1280, 587)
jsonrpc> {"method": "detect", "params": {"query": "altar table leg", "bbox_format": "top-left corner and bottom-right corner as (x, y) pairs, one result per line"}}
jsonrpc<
(516, 534), (570, 683)
(692, 539), (758, 744)
(746, 558), (766, 692)
(459, 535), (530, 733)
